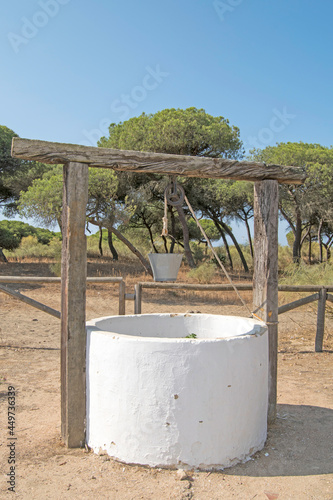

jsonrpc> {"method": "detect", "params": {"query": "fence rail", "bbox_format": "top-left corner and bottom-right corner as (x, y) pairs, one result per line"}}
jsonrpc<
(1, 277), (332, 352)
(0, 276), (126, 317)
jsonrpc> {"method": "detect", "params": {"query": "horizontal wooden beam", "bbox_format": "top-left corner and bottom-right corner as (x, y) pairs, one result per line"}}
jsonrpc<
(12, 138), (306, 184)
(139, 282), (253, 291)
(0, 276), (124, 284)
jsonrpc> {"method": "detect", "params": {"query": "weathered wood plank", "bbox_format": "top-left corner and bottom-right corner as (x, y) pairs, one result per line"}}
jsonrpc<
(139, 282), (253, 291)
(327, 293), (333, 303)
(11, 138), (306, 183)
(61, 162), (89, 448)
(134, 284), (142, 314)
(278, 285), (333, 292)
(0, 276), (123, 283)
(118, 280), (126, 315)
(278, 293), (319, 315)
(253, 180), (279, 425)
(0, 284), (61, 318)
(315, 288), (327, 352)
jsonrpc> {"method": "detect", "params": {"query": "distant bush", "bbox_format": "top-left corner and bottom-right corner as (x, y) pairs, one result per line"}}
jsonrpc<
(188, 262), (216, 283)
(280, 261), (333, 286)
(6, 235), (62, 261)
(0, 220), (58, 252)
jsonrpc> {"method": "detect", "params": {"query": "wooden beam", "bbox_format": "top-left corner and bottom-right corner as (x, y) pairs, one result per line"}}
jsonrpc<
(11, 138), (306, 184)
(138, 282), (253, 291)
(253, 180), (279, 424)
(134, 284), (142, 314)
(0, 276), (124, 283)
(61, 161), (89, 448)
(278, 293), (319, 315)
(0, 284), (61, 318)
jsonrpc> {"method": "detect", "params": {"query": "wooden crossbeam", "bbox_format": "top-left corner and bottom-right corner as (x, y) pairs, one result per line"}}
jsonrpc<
(278, 293), (319, 315)
(11, 138), (306, 184)
(0, 284), (61, 318)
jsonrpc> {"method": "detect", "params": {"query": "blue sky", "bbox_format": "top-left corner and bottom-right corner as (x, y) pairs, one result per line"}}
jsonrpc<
(1, 0), (333, 244)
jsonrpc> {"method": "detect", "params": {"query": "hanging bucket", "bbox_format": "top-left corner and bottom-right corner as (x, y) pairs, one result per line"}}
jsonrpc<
(148, 253), (183, 282)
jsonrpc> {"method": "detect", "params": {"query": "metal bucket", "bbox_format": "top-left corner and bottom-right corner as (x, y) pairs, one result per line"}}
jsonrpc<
(148, 253), (183, 281)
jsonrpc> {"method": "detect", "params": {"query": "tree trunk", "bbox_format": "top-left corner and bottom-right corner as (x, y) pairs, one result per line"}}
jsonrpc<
(107, 229), (118, 261)
(175, 205), (195, 268)
(57, 216), (63, 236)
(144, 221), (158, 253)
(212, 219), (233, 269)
(0, 248), (8, 263)
(88, 218), (151, 275)
(317, 219), (323, 263)
(98, 226), (103, 257)
(109, 226), (151, 274)
(244, 217), (254, 258)
(162, 235), (169, 253)
(219, 221), (249, 273)
(308, 233), (312, 264)
(293, 210), (302, 263)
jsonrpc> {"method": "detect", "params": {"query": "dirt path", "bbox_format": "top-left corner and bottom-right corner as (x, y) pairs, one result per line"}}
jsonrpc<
(0, 263), (332, 499)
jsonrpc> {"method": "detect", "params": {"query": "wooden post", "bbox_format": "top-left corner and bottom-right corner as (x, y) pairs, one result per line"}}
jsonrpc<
(134, 284), (142, 314)
(118, 280), (126, 315)
(315, 287), (327, 352)
(61, 162), (89, 447)
(253, 180), (279, 424)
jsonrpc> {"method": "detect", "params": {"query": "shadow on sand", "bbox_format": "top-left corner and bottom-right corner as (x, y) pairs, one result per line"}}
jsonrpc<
(225, 403), (333, 477)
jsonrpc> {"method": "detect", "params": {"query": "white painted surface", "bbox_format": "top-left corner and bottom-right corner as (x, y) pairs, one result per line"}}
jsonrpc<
(86, 313), (268, 470)
(148, 253), (183, 281)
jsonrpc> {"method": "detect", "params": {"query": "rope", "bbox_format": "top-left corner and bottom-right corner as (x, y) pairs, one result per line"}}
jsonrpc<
(183, 194), (253, 317)
(161, 178), (253, 317)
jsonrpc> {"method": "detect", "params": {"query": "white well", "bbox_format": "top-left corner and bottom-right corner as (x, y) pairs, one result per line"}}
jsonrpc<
(86, 313), (268, 470)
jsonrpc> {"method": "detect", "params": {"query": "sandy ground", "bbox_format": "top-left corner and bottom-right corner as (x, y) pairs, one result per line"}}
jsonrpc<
(0, 262), (332, 499)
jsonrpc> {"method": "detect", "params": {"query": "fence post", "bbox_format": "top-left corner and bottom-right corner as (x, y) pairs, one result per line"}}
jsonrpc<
(315, 287), (327, 352)
(134, 284), (142, 314)
(118, 280), (126, 315)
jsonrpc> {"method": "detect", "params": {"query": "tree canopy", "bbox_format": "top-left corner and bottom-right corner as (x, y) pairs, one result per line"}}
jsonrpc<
(99, 107), (243, 159)
(0, 125), (48, 216)
(99, 107), (245, 269)
(250, 142), (333, 262)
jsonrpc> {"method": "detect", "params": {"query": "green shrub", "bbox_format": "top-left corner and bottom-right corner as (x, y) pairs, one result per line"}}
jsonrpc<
(280, 261), (333, 286)
(7, 235), (62, 261)
(188, 262), (216, 283)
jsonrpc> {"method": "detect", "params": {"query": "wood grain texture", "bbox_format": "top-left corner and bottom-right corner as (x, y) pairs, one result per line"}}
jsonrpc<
(0, 276), (124, 283)
(134, 284), (142, 314)
(315, 288), (327, 352)
(61, 162), (89, 448)
(11, 138), (306, 184)
(278, 293), (319, 315)
(253, 180), (279, 425)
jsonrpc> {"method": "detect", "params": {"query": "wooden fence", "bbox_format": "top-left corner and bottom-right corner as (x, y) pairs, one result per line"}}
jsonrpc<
(1, 277), (332, 352)
(0, 276), (126, 317)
